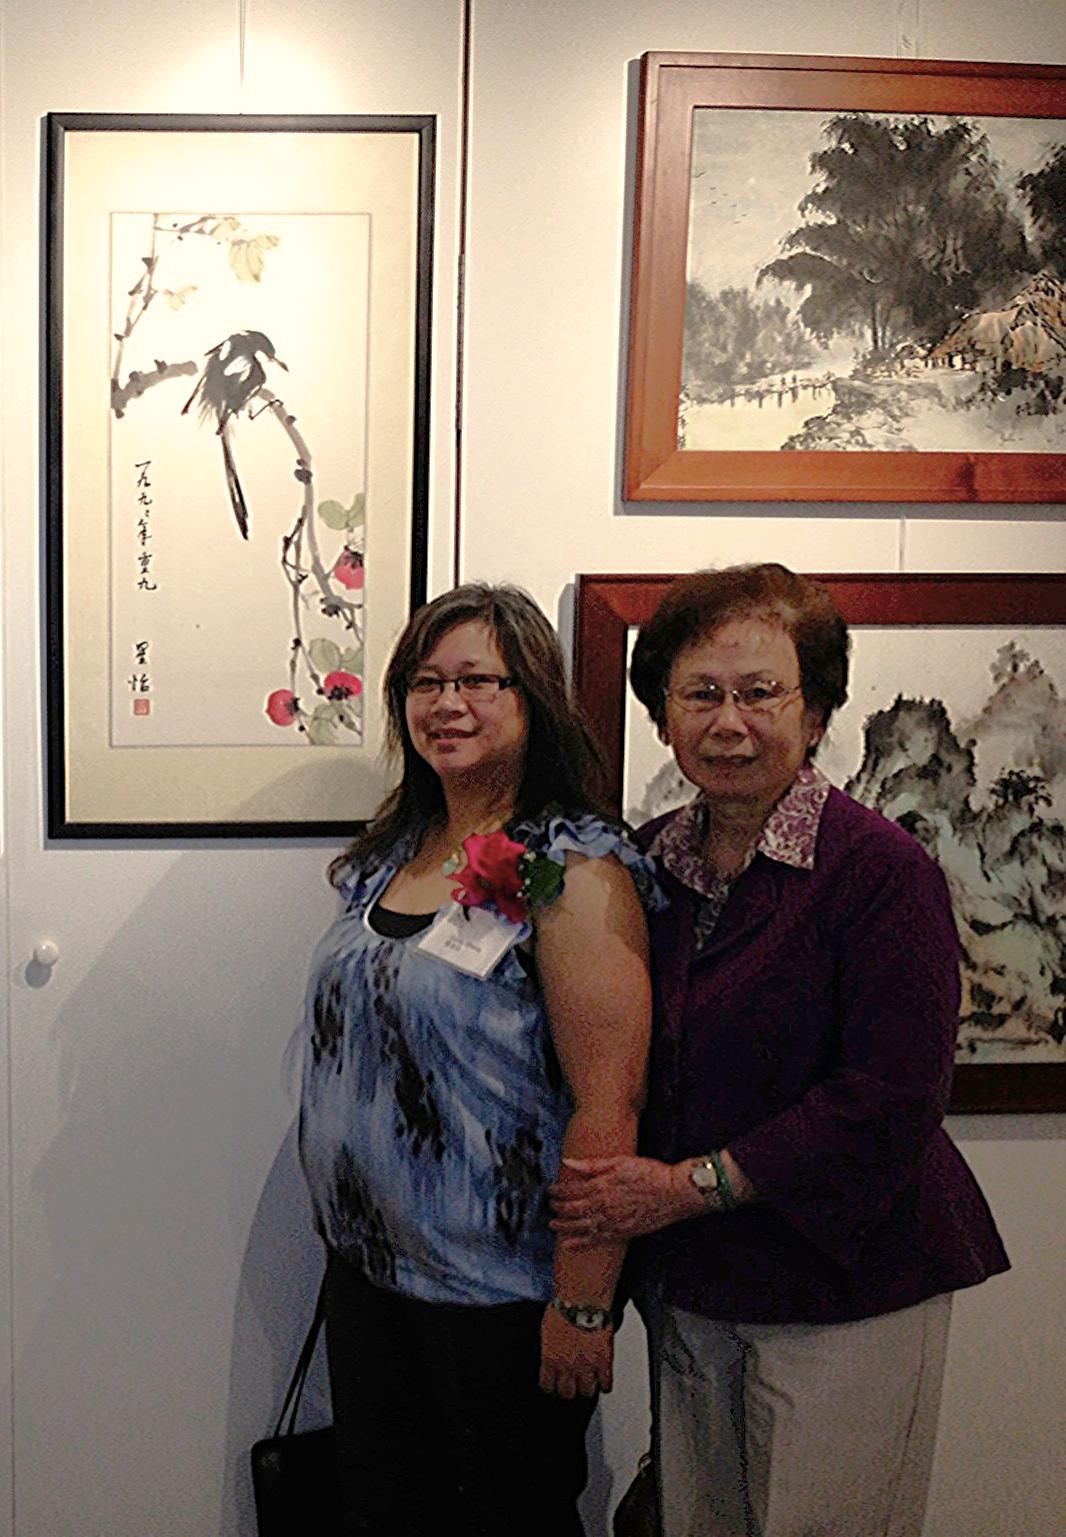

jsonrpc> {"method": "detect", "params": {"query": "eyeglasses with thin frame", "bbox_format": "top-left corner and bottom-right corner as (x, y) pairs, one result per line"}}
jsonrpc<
(405, 672), (518, 701)
(666, 680), (802, 716)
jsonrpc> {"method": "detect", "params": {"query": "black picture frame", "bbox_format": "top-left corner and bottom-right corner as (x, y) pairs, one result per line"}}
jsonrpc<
(45, 112), (434, 838)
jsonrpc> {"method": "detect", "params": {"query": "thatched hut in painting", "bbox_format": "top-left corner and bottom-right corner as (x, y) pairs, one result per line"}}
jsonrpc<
(930, 272), (1066, 373)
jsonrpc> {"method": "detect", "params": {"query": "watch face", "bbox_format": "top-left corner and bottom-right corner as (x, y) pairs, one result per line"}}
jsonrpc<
(557, 1301), (611, 1331)
(690, 1159), (719, 1192)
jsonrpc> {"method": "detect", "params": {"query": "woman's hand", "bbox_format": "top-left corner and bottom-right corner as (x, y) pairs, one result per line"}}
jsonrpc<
(550, 1154), (702, 1244)
(539, 1305), (614, 1398)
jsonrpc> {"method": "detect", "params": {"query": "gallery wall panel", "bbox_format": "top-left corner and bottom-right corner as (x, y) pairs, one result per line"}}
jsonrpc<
(460, 5), (1066, 1536)
(0, 3), (461, 1535)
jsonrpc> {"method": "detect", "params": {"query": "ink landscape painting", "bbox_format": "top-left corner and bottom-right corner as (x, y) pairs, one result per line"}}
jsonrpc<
(681, 108), (1066, 454)
(625, 627), (1066, 1067)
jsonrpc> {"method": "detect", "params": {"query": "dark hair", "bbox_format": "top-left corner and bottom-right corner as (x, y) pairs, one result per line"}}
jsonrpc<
(629, 563), (850, 734)
(329, 582), (609, 883)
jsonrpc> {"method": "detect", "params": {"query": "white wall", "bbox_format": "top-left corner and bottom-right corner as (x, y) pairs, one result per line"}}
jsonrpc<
(461, 4), (1066, 1536)
(0, 5), (461, 1535)
(0, 0), (1062, 1534)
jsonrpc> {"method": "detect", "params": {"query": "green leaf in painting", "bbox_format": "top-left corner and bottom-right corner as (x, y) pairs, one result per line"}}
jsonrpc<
(308, 637), (343, 673)
(306, 716), (336, 746)
(319, 491), (366, 531)
(340, 645), (365, 673)
(318, 499), (351, 530)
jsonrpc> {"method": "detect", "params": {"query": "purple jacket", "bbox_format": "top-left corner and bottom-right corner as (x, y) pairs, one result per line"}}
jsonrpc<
(636, 787), (1009, 1324)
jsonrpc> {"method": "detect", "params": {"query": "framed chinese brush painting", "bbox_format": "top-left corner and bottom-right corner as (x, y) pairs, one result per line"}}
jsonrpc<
(44, 112), (433, 837)
(624, 52), (1066, 502)
(575, 572), (1066, 1113)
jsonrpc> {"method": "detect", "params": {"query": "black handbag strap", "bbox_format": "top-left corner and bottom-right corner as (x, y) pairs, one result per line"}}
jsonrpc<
(273, 1273), (328, 1439)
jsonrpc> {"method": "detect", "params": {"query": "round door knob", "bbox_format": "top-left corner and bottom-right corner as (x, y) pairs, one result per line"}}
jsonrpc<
(33, 940), (60, 968)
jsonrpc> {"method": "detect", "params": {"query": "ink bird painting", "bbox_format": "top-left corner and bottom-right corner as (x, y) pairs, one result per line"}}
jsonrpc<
(109, 210), (369, 749)
(625, 627), (1066, 1069)
(680, 108), (1066, 454)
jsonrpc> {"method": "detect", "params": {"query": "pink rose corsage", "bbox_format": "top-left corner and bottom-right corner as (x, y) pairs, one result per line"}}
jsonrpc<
(448, 828), (564, 925)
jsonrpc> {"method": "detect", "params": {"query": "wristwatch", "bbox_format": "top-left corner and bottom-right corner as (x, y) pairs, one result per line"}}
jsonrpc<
(689, 1155), (727, 1211)
(551, 1298), (613, 1331)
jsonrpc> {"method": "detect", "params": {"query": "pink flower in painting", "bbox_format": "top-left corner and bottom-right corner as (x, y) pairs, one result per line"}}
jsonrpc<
(333, 549), (365, 590)
(323, 671), (364, 702)
(266, 688), (299, 725)
(450, 829), (530, 925)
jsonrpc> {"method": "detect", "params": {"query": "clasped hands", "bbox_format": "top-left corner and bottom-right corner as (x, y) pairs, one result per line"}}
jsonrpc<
(549, 1154), (700, 1246)
(541, 1154), (707, 1397)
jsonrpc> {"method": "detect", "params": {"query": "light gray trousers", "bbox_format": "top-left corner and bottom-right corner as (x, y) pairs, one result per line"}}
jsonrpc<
(643, 1292), (952, 1537)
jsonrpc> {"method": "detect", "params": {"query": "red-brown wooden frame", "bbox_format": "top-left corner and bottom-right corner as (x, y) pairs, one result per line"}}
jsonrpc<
(625, 52), (1066, 503)
(574, 571), (1066, 1112)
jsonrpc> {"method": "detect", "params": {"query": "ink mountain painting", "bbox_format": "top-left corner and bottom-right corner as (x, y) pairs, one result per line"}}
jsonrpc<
(844, 645), (1066, 1062)
(626, 634), (1066, 1065)
(681, 108), (1066, 453)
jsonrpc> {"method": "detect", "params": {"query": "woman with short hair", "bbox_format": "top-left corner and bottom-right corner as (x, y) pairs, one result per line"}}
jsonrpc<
(552, 563), (1008, 1537)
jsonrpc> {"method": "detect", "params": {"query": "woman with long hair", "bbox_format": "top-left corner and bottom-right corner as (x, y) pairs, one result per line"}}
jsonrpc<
(299, 582), (653, 1536)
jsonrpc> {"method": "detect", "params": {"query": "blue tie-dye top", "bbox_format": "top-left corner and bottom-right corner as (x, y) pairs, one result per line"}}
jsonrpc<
(298, 810), (656, 1306)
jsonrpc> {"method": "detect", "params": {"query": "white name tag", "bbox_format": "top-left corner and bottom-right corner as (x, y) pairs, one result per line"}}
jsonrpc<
(417, 903), (519, 978)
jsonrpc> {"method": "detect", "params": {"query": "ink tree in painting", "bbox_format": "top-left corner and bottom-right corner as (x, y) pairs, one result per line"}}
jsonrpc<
(1019, 146), (1066, 278)
(110, 213), (366, 746)
(761, 116), (1032, 357)
(680, 284), (819, 443)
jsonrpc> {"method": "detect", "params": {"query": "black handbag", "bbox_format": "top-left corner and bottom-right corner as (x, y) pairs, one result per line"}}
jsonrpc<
(613, 1451), (660, 1537)
(251, 1279), (342, 1536)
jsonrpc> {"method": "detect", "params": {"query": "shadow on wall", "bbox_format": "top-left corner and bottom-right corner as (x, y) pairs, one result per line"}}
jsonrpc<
(14, 837), (625, 1535)
(222, 1122), (329, 1535)
(14, 843), (332, 1537)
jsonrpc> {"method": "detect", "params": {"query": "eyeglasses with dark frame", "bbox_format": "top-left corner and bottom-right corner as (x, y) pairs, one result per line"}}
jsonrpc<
(666, 680), (802, 716)
(405, 672), (518, 701)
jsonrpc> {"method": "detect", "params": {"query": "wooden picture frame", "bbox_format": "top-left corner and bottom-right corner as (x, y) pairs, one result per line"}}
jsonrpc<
(44, 112), (434, 838)
(624, 52), (1066, 503)
(574, 572), (1066, 1113)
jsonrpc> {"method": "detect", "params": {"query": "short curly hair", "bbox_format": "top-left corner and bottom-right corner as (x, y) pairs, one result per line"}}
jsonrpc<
(630, 563), (850, 732)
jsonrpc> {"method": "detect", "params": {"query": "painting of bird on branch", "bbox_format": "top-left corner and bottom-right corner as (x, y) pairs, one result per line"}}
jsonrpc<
(108, 209), (370, 751)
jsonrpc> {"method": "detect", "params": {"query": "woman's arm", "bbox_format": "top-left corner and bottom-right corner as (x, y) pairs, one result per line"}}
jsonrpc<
(533, 851), (651, 1397)
(554, 833), (960, 1270)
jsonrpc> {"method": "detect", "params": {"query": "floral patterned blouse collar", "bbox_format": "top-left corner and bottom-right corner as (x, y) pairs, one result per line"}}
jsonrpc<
(648, 762), (831, 899)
